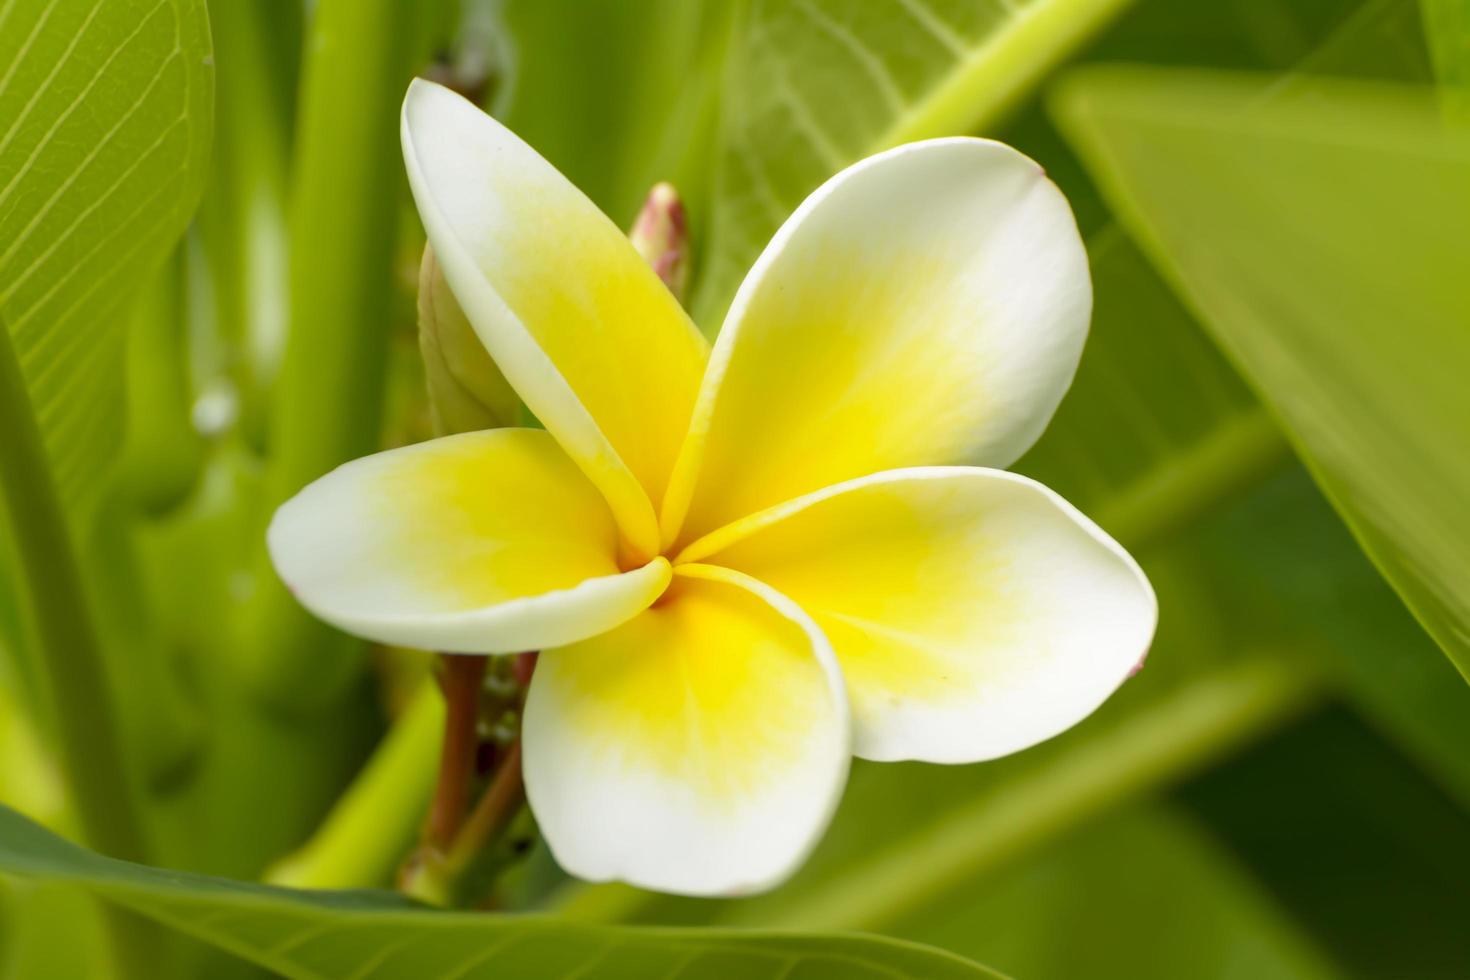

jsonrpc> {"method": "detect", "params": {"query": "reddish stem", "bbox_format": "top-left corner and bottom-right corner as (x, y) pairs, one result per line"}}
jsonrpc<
(425, 654), (487, 849)
(513, 650), (538, 687)
(448, 741), (525, 867)
(445, 652), (536, 865)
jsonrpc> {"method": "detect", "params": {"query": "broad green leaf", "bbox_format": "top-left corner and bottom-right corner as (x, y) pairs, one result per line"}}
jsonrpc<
(0, 0), (213, 512)
(692, 0), (1139, 324)
(997, 0), (1423, 238)
(0, 805), (1005, 980)
(1013, 0), (1432, 527)
(0, 0), (213, 799)
(1055, 68), (1470, 679)
(1420, 0), (1470, 93)
(1029, 0), (1470, 814)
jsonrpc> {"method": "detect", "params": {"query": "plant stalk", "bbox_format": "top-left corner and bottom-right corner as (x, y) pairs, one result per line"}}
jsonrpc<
(264, 680), (444, 890)
(878, 0), (1139, 147)
(426, 655), (488, 850)
(197, 0), (300, 449)
(401, 740), (528, 909)
(237, 0), (419, 711)
(402, 651), (536, 905)
(450, 742), (525, 866)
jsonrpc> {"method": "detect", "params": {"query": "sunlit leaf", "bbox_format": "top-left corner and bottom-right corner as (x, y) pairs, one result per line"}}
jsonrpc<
(692, 0), (1140, 324)
(0, 805), (1005, 980)
(1420, 0), (1470, 95)
(1056, 68), (1470, 679)
(0, 0), (213, 512)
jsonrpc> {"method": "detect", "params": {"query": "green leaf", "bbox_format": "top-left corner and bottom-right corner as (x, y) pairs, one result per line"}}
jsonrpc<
(0, 0), (213, 513)
(1031, 0), (1470, 834)
(0, 805), (1005, 980)
(0, 0), (214, 846)
(1055, 68), (1470, 680)
(692, 0), (1139, 324)
(239, 0), (425, 707)
(1014, 0), (1437, 532)
(1420, 0), (1470, 93)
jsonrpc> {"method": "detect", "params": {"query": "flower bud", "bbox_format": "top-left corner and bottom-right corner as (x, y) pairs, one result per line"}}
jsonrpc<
(627, 182), (690, 303)
(418, 245), (521, 434)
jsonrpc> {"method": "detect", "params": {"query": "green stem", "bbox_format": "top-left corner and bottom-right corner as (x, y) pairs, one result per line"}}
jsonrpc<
(264, 680), (444, 890)
(237, 0), (419, 711)
(82, 496), (201, 792)
(1420, 0), (1470, 119)
(0, 322), (147, 863)
(121, 248), (205, 515)
(198, 0), (299, 449)
(287, 654), (538, 903)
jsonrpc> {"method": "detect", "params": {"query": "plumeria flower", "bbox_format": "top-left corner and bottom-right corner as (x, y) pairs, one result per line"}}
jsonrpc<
(269, 79), (1156, 897)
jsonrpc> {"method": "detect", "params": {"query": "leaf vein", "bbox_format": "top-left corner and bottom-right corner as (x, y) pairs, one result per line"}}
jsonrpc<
(890, 0), (971, 57)
(0, 40), (181, 269)
(793, 0), (910, 112)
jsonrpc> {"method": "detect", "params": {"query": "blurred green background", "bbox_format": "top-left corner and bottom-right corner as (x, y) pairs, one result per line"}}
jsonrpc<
(2, 0), (1469, 977)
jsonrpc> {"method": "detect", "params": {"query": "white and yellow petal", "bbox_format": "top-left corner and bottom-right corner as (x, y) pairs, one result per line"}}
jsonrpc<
(663, 138), (1091, 548)
(680, 468), (1154, 763)
(401, 79), (709, 559)
(523, 565), (849, 896)
(267, 429), (669, 654)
